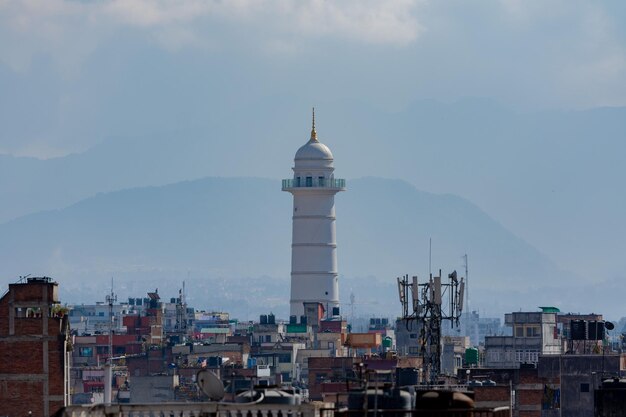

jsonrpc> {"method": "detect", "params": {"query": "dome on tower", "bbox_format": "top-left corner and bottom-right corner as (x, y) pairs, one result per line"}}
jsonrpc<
(295, 139), (334, 161)
(294, 109), (334, 161)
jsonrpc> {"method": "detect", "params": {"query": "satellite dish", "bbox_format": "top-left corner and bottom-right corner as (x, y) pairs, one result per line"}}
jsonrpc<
(605, 321), (615, 330)
(197, 369), (225, 401)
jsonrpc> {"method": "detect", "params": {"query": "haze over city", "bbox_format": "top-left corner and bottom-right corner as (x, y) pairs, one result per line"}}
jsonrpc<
(1, 0), (626, 319)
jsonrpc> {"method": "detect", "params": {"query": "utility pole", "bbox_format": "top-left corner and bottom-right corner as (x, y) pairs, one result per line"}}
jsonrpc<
(104, 279), (117, 405)
(463, 254), (469, 315)
(175, 281), (188, 342)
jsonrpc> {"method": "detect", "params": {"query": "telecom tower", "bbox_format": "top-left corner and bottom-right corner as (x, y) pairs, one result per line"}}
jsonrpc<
(397, 270), (465, 385)
(282, 109), (346, 317)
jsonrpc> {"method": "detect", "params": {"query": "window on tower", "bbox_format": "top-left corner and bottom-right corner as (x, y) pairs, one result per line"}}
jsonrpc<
(296, 177), (301, 187)
(318, 176), (325, 187)
(306, 177), (312, 187)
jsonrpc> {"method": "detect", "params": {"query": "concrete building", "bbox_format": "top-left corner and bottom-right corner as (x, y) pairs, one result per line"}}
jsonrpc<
(556, 312), (604, 354)
(193, 311), (231, 342)
(395, 318), (423, 356)
(538, 354), (625, 417)
(446, 311), (508, 346)
(282, 110), (346, 316)
(0, 277), (71, 417)
(462, 353), (626, 417)
(68, 302), (132, 335)
(484, 310), (561, 368)
(252, 314), (285, 345)
(441, 336), (470, 376)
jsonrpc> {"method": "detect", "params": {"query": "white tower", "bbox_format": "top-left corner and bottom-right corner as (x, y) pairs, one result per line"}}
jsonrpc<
(282, 110), (346, 317)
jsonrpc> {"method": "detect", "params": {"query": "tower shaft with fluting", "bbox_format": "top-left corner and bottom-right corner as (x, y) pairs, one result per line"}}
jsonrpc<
(282, 111), (345, 317)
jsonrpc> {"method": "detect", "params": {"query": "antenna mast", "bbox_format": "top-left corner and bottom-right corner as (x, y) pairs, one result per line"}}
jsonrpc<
(104, 278), (117, 404)
(429, 238), (432, 276)
(463, 254), (469, 314)
(176, 281), (188, 342)
(396, 268), (465, 385)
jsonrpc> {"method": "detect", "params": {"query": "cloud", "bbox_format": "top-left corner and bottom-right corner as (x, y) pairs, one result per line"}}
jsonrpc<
(1, 0), (626, 159)
(101, 0), (423, 44)
(0, 0), (424, 72)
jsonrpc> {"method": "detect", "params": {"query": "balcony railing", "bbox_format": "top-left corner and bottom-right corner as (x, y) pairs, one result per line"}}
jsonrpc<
(282, 178), (346, 190)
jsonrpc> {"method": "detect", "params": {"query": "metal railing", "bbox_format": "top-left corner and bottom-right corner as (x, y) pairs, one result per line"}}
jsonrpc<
(321, 407), (510, 417)
(58, 402), (320, 417)
(58, 403), (510, 417)
(282, 179), (346, 189)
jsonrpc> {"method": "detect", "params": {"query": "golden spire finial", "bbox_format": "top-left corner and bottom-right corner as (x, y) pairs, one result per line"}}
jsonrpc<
(310, 107), (317, 141)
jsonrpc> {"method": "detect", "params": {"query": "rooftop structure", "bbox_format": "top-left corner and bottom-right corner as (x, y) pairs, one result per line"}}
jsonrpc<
(484, 310), (561, 368)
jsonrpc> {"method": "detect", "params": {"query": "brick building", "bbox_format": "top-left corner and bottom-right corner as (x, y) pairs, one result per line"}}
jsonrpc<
(0, 277), (71, 417)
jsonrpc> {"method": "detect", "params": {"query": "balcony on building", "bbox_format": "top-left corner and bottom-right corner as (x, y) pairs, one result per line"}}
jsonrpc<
(282, 178), (346, 191)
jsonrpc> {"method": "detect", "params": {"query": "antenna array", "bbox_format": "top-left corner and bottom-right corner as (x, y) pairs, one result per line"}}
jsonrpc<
(397, 269), (465, 385)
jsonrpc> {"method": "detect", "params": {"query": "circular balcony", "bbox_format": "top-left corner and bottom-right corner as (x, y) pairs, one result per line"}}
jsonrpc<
(282, 178), (346, 192)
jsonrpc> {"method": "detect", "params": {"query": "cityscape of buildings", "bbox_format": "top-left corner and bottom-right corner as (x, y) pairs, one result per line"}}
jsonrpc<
(1, 117), (625, 417)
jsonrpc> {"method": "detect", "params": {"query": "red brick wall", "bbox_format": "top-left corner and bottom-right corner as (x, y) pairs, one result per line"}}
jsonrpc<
(0, 282), (67, 417)
(14, 318), (44, 335)
(0, 341), (44, 373)
(48, 338), (66, 396)
(473, 385), (511, 402)
(10, 282), (56, 303)
(518, 389), (542, 405)
(0, 380), (45, 416)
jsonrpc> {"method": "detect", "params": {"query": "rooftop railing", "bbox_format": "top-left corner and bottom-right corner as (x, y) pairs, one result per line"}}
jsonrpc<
(282, 178), (346, 190)
(58, 403), (510, 417)
(323, 408), (510, 417)
(58, 402), (321, 417)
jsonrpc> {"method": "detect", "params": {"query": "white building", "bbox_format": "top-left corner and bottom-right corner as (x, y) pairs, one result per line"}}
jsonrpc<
(282, 110), (346, 317)
(484, 310), (562, 368)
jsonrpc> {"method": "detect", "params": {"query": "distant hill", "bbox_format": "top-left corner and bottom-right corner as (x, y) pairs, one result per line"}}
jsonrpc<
(0, 176), (589, 319)
(1, 100), (625, 285)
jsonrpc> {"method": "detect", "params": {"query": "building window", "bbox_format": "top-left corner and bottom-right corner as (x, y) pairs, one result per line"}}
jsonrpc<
(318, 176), (325, 187)
(516, 350), (539, 363)
(96, 346), (109, 355)
(515, 326), (524, 337)
(296, 177), (301, 186)
(580, 383), (590, 393)
(526, 326), (540, 337)
(488, 351), (501, 362)
(409, 347), (420, 354)
(79, 347), (93, 357)
(278, 354), (291, 363)
(306, 177), (312, 187)
(15, 307), (43, 318)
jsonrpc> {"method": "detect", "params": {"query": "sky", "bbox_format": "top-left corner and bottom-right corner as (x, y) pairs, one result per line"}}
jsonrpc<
(1, 1), (626, 312)
(1, 0), (626, 158)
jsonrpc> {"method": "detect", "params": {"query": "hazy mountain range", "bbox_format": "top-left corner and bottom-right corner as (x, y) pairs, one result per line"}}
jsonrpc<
(1, 99), (624, 319)
(1, 175), (618, 320)
(2, 99), (625, 281)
